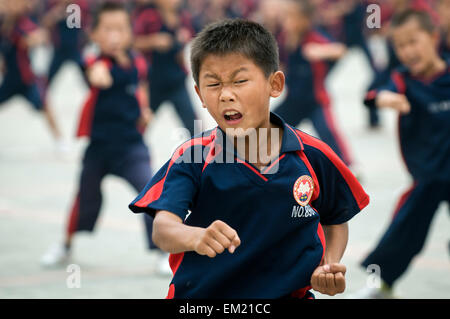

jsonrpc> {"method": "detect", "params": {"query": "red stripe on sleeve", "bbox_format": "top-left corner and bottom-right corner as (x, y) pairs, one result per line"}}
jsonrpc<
(296, 131), (370, 211)
(134, 54), (148, 80)
(391, 71), (406, 94)
(134, 133), (216, 208)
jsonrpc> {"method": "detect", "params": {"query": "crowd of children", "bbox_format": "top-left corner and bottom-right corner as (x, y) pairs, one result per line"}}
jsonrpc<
(1, 0), (448, 299)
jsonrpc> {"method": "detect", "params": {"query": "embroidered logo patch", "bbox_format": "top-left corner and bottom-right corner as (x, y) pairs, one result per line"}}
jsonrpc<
(293, 175), (314, 206)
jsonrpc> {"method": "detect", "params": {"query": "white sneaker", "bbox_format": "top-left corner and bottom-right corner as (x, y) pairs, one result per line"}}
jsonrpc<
(348, 286), (395, 299)
(40, 243), (71, 267)
(156, 251), (172, 277)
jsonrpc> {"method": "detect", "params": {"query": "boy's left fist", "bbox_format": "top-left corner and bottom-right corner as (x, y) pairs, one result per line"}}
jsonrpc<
(310, 263), (346, 296)
(88, 61), (113, 89)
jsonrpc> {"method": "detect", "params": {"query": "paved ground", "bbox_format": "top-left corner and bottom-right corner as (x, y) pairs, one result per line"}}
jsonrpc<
(0, 48), (448, 299)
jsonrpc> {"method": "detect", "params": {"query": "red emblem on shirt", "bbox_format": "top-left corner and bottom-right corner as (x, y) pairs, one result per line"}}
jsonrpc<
(293, 175), (314, 206)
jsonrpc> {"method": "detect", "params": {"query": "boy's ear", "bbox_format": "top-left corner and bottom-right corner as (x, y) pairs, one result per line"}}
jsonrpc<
(269, 71), (285, 98)
(194, 84), (207, 108)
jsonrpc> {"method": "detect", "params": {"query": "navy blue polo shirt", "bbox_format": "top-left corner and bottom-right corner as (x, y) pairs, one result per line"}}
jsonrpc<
(76, 51), (148, 144)
(129, 113), (369, 298)
(364, 64), (450, 182)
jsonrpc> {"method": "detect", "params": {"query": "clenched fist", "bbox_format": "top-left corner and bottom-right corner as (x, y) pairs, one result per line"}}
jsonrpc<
(376, 90), (411, 114)
(193, 220), (241, 258)
(87, 61), (113, 89)
(311, 263), (346, 296)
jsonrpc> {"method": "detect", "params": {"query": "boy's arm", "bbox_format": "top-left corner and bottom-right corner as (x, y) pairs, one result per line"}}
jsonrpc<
(365, 69), (410, 113)
(302, 42), (347, 62)
(25, 28), (49, 47)
(137, 81), (153, 130)
(86, 61), (113, 89)
(310, 223), (348, 296)
(40, 2), (66, 29)
(322, 223), (348, 264)
(153, 210), (241, 257)
(134, 32), (174, 53)
(375, 90), (411, 114)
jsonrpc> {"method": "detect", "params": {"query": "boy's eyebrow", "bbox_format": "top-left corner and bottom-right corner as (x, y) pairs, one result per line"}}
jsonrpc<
(230, 67), (249, 78)
(203, 73), (221, 80)
(202, 67), (250, 81)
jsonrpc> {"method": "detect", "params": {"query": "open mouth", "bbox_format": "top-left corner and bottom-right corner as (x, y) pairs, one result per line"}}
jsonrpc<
(224, 110), (243, 124)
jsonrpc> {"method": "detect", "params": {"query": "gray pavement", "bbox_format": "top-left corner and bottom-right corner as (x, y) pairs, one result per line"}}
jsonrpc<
(0, 49), (448, 299)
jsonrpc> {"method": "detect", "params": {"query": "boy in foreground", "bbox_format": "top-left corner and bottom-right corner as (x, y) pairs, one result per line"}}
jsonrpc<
(354, 9), (450, 298)
(130, 19), (370, 298)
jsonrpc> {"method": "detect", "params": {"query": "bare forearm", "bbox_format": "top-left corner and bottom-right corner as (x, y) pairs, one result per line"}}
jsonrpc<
(322, 223), (348, 264)
(323, 43), (347, 60)
(153, 210), (202, 254)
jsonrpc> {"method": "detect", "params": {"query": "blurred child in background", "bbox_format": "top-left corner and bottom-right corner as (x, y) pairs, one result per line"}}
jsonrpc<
(0, 0), (64, 150)
(274, 0), (354, 169)
(133, 0), (198, 137)
(355, 9), (450, 299)
(40, 2), (171, 275)
(40, 0), (89, 96)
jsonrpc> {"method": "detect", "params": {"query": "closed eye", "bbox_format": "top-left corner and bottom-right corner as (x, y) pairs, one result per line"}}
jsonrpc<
(207, 83), (220, 87)
(235, 79), (248, 84)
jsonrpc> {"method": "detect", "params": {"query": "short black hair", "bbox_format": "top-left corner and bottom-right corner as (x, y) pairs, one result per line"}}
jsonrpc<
(390, 9), (436, 33)
(92, 1), (129, 30)
(190, 19), (279, 85)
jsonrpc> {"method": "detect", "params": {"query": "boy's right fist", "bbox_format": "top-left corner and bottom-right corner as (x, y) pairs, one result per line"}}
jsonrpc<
(87, 61), (113, 89)
(194, 220), (241, 258)
(376, 90), (411, 114)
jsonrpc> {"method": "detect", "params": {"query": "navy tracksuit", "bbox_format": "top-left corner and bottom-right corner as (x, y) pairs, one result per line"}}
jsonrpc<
(363, 64), (450, 286)
(67, 51), (157, 249)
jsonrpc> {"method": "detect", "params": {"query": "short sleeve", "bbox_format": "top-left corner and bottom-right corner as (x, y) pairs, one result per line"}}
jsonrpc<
(134, 54), (148, 81)
(129, 150), (201, 220)
(303, 140), (370, 225)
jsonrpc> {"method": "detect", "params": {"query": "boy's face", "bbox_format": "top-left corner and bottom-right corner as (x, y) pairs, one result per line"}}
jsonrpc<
(195, 53), (284, 137)
(283, 1), (310, 35)
(91, 10), (132, 56)
(391, 18), (440, 76)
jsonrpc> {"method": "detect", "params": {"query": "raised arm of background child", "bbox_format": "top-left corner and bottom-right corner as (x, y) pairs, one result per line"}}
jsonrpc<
(153, 210), (241, 257)
(375, 90), (411, 114)
(302, 42), (347, 62)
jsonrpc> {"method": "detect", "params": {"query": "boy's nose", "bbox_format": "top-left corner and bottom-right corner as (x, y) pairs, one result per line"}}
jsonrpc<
(219, 86), (235, 102)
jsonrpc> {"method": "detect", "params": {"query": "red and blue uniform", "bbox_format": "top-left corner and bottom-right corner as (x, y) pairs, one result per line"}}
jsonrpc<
(133, 4), (198, 136)
(274, 29), (353, 166)
(363, 64), (450, 286)
(0, 16), (43, 110)
(129, 112), (369, 298)
(67, 51), (157, 249)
